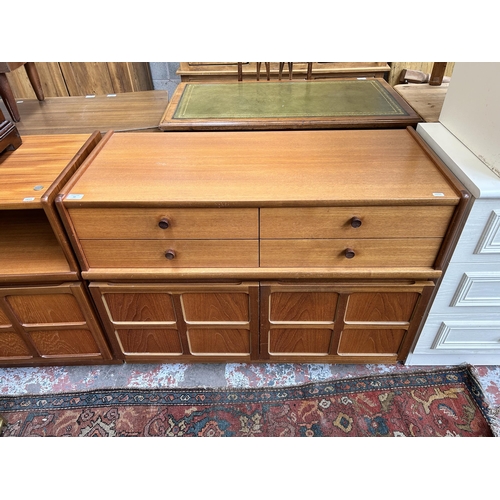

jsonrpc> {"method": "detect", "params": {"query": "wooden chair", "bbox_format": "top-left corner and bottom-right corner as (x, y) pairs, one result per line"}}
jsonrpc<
(0, 62), (45, 122)
(237, 62), (313, 81)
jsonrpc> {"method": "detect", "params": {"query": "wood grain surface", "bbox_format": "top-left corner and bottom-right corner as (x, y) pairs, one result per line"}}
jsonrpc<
(62, 129), (461, 207)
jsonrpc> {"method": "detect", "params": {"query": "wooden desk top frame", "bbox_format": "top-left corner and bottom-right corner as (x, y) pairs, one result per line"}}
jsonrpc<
(159, 79), (422, 131)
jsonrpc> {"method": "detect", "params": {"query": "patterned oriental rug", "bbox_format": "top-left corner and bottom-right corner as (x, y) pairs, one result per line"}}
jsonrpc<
(0, 366), (497, 437)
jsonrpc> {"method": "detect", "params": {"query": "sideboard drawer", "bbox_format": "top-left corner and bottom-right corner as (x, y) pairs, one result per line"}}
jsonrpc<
(68, 208), (259, 240)
(80, 239), (259, 268)
(260, 238), (443, 267)
(260, 206), (455, 239)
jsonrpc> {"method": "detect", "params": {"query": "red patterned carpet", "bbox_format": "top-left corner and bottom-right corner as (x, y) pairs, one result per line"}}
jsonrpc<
(0, 366), (496, 437)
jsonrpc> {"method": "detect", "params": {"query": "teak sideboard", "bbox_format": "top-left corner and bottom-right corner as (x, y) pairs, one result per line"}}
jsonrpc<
(55, 128), (469, 365)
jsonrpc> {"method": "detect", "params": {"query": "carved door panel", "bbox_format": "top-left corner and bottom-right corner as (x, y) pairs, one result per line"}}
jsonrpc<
(89, 282), (260, 362)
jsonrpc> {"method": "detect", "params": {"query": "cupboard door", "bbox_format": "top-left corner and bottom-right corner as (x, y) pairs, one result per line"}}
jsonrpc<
(339, 290), (421, 358)
(89, 282), (259, 362)
(0, 283), (114, 365)
(260, 283), (339, 359)
(260, 281), (434, 363)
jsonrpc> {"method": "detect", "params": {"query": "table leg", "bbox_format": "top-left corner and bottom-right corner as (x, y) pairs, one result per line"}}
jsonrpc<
(24, 62), (45, 101)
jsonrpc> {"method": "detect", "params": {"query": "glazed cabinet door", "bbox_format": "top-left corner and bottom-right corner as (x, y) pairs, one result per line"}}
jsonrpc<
(0, 283), (114, 366)
(89, 282), (260, 362)
(260, 281), (434, 363)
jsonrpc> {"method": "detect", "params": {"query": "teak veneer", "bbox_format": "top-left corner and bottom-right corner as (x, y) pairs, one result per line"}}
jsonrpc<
(56, 127), (470, 364)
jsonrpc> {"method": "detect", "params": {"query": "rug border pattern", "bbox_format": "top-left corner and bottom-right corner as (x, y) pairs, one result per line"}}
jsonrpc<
(0, 367), (494, 428)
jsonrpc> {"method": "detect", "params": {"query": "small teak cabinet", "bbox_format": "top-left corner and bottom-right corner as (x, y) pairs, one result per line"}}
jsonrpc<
(0, 133), (114, 366)
(56, 128), (469, 364)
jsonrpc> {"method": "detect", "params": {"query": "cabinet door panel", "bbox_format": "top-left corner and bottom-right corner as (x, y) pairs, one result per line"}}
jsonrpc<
(104, 293), (176, 322)
(181, 293), (249, 322)
(0, 331), (32, 358)
(29, 329), (101, 356)
(0, 308), (11, 326)
(345, 292), (419, 323)
(7, 294), (86, 324)
(270, 292), (338, 322)
(269, 328), (333, 355)
(187, 328), (250, 355)
(338, 329), (406, 355)
(116, 329), (183, 355)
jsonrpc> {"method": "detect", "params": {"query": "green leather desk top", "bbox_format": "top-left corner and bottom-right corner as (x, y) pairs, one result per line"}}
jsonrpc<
(173, 80), (410, 119)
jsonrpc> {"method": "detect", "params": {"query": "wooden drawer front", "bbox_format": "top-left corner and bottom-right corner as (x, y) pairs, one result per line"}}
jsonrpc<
(261, 206), (455, 239)
(338, 328), (406, 356)
(80, 239), (259, 268)
(68, 208), (259, 240)
(260, 239), (442, 267)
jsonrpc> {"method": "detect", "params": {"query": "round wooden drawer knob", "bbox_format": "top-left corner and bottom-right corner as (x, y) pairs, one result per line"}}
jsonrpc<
(350, 217), (362, 228)
(165, 250), (176, 260)
(158, 218), (170, 229)
(345, 248), (356, 259)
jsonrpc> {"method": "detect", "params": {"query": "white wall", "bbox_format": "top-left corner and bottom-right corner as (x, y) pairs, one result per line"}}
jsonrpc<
(439, 62), (500, 177)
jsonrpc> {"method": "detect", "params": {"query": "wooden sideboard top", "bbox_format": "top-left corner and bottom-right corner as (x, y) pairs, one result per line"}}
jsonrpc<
(62, 128), (461, 208)
(0, 133), (94, 208)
